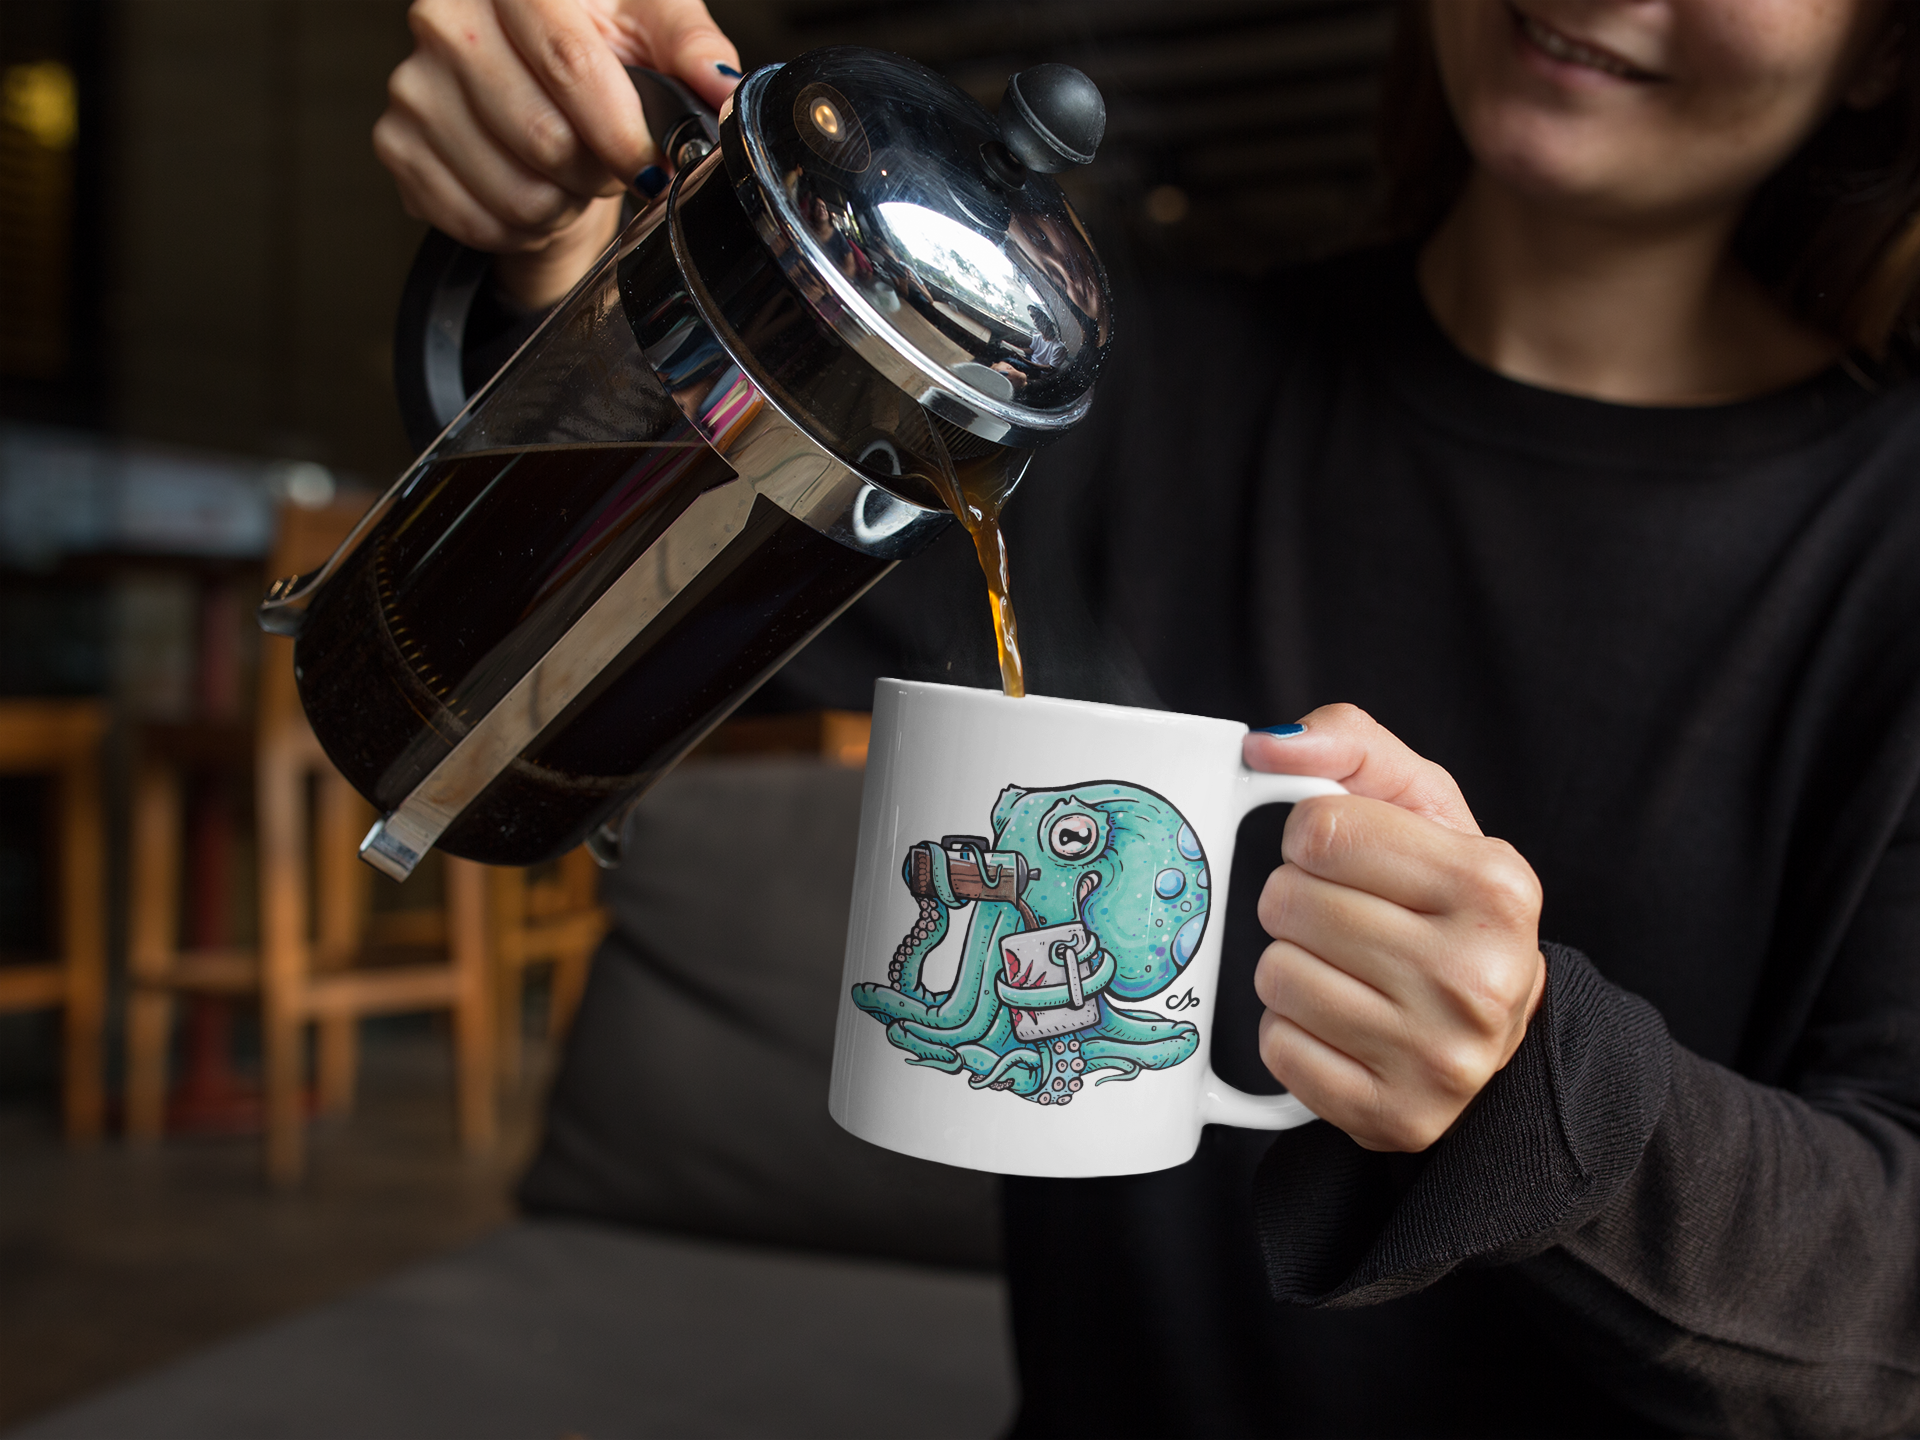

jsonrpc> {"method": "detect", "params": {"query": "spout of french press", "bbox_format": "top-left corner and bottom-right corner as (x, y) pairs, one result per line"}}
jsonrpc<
(985, 63), (1106, 186)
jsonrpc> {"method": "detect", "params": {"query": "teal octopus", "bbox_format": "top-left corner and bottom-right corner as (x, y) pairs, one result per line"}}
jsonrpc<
(850, 781), (1210, 1105)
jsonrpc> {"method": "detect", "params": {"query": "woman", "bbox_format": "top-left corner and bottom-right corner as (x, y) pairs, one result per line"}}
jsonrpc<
(374, 2), (1920, 1433)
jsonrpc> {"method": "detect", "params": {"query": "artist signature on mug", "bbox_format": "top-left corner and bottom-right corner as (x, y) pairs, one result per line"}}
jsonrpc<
(1164, 988), (1200, 1012)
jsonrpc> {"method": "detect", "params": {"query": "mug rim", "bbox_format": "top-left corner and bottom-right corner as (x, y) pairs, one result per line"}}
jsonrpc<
(876, 676), (1249, 737)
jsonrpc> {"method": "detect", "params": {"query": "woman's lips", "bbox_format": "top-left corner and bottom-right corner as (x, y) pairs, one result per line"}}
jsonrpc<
(1510, 4), (1663, 83)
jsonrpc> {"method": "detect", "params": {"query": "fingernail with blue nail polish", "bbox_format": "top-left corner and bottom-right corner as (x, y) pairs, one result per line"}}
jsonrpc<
(1254, 723), (1306, 737)
(716, 62), (742, 78)
(635, 165), (667, 198)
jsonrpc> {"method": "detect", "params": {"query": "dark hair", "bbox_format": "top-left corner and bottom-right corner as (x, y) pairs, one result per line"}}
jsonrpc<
(1378, 1), (1920, 358)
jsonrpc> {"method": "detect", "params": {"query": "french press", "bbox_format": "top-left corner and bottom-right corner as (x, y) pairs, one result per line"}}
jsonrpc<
(259, 47), (1112, 880)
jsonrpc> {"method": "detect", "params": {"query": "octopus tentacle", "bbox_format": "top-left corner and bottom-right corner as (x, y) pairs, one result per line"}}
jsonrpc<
(888, 895), (947, 997)
(1066, 1002), (1199, 1086)
(961, 1044), (1042, 1090)
(1083, 1054), (1141, 1086)
(887, 1021), (966, 1071)
(856, 903), (1019, 1040)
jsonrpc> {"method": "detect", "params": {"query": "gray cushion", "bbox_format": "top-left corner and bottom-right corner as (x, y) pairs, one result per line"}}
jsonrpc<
(518, 758), (1002, 1270)
(4, 1219), (1015, 1440)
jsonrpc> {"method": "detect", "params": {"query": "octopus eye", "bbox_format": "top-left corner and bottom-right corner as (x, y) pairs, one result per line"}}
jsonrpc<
(1048, 813), (1099, 860)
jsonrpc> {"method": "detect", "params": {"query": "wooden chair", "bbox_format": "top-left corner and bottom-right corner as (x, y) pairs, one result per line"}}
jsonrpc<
(491, 848), (608, 1089)
(480, 711), (871, 1087)
(0, 700), (107, 1142)
(694, 709), (872, 768)
(126, 497), (495, 1184)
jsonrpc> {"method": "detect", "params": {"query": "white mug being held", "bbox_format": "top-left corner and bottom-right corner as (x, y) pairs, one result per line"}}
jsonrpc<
(829, 681), (1348, 1177)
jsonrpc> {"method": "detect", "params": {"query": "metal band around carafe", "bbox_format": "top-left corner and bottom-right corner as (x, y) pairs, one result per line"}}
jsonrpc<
(359, 162), (946, 881)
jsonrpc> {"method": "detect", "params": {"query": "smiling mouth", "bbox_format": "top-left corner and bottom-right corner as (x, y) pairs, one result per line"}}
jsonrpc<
(1510, 4), (1662, 83)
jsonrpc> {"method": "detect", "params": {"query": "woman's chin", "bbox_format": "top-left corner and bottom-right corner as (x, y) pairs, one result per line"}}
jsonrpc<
(1459, 110), (1670, 217)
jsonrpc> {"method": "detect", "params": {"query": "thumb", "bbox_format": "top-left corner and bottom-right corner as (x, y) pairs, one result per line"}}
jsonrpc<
(616, 0), (742, 111)
(1242, 703), (1481, 835)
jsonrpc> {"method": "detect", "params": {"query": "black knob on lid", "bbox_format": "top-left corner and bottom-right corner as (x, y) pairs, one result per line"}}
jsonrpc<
(998, 63), (1105, 175)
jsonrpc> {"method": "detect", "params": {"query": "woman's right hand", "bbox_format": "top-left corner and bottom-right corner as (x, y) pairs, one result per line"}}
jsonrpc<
(372, 0), (741, 307)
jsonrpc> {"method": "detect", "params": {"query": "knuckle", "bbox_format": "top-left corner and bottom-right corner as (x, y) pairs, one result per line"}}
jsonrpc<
(1453, 973), (1517, 1037)
(1421, 1039), (1487, 1102)
(1252, 941), (1290, 1010)
(408, 0), (461, 51)
(1418, 756), (1462, 800)
(1286, 797), (1346, 870)
(1362, 1086), (1432, 1153)
(1319, 701), (1372, 733)
(501, 181), (566, 230)
(540, 28), (599, 90)
(520, 106), (577, 172)
(1255, 866), (1295, 936)
(1474, 842), (1542, 925)
(1386, 1112), (1447, 1153)
(371, 112), (402, 161)
(386, 60), (428, 112)
(1256, 1012), (1294, 1082)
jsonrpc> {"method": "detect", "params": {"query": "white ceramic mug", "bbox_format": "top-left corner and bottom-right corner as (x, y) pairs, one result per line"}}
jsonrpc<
(829, 679), (1346, 1177)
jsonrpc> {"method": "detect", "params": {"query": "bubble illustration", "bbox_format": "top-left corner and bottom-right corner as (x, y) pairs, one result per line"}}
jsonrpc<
(1172, 912), (1207, 966)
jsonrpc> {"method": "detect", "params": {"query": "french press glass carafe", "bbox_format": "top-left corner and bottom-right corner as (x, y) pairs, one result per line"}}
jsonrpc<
(259, 47), (1112, 880)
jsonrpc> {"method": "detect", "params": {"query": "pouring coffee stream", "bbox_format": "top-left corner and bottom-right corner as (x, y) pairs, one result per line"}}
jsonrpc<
(262, 49), (1109, 876)
(931, 458), (1027, 698)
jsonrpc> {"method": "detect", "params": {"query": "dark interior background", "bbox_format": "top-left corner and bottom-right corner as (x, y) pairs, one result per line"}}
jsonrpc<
(3, 0), (1396, 476)
(0, 0), (1396, 1092)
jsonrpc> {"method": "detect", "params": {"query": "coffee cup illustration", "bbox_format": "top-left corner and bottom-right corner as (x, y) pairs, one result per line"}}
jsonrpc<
(998, 923), (1104, 1042)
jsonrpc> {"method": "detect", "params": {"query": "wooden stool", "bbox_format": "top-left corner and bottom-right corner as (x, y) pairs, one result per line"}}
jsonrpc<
(0, 700), (107, 1142)
(126, 498), (496, 1184)
(478, 709), (872, 1086)
(492, 848), (608, 1088)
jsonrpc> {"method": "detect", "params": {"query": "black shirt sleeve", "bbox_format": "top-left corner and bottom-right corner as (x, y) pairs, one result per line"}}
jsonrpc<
(1251, 821), (1920, 1437)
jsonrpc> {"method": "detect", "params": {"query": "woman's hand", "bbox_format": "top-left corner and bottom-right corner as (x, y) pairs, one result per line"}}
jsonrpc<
(372, 0), (740, 307)
(1245, 704), (1546, 1152)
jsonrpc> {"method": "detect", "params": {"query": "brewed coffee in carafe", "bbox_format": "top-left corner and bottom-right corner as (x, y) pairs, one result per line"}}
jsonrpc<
(264, 48), (1111, 879)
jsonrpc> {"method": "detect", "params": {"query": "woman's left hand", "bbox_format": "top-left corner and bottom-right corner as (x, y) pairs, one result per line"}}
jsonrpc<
(1245, 704), (1546, 1152)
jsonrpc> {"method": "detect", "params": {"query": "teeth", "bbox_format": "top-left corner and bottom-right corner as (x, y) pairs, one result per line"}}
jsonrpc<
(1520, 12), (1641, 79)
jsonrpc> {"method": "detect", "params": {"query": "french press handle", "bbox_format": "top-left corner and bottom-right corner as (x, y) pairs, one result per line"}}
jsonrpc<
(391, 68), (722, 455)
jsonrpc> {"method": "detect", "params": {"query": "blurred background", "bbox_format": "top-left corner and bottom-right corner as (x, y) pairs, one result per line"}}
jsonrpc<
(0, 0), (1395, 1430)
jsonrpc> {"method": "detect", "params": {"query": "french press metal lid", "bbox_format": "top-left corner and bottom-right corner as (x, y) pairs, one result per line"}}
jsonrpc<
(726, 48), (1112, 448)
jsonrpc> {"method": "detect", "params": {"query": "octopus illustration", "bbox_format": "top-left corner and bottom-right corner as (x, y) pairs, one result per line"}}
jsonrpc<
(849, 780), (1210, 1105)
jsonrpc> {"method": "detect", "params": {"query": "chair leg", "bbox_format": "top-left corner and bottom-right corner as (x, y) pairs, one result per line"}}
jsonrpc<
(125, 987), (174, 1142)
(550, 943), (594, 1045)
(548, 847), (601, 1044)
(315, 1016), (358, 1116)
(490, 868), (526, 1091)
(258, 739), (309, 1186)
(263, 1004), (306, 1186)
(496, 962), (524, 1094)
(314, 771), (371, 965)
(127, 761), (182, 1143)
(59, 749), (106, 1143)
(312, 773), (370, 1119)
(445, 857), (496, 1154)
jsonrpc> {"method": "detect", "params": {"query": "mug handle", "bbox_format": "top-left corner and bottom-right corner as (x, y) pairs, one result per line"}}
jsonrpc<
(1195, 769), (1348, 1132)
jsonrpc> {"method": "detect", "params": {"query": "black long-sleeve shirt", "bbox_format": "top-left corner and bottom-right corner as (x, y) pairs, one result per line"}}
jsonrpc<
(763, 246), (1920, 1437)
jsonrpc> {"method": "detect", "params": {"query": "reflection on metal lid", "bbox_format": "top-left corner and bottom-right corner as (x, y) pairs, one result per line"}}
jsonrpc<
(877, 201), (1029, 336)
(727, 46), (1111, 439)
